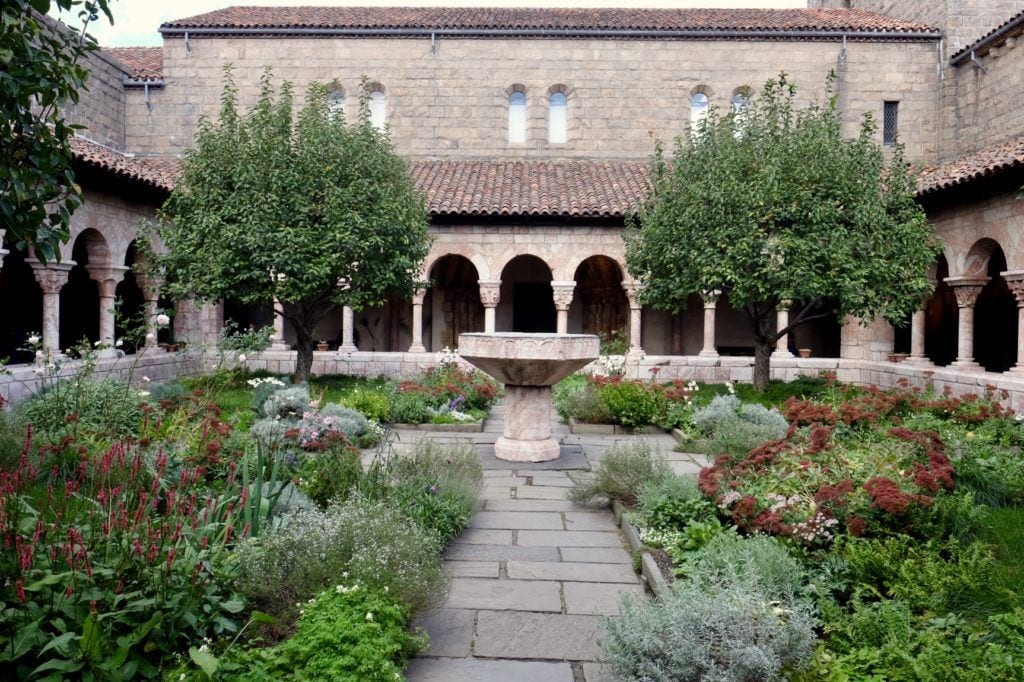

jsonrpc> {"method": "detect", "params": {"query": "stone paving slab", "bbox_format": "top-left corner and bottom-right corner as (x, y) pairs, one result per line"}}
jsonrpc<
(452, 528), (512, 545)
(506, 560), (637, 583)
(514, 485), (571, 500)
(413, 608), (475, 657)
(582, 662), (621, 682)
(484, 498), (579, 512)
(478, 445), (591, 470)
(444, 560), (500, 578)
(517, 530), (624, 547)
(406, 658), (574, 682)
(473, 610), (605, 660)
(563, 581), (645, 615)
(470, 511), (565, 530)
(559, 547), (633, 564)
(445, 578), (562, 612)
(446, 543), (560, 562)
(564, 512), (620, 531)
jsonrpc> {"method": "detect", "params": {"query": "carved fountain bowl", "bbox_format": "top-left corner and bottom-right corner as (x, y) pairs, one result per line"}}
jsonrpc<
(458, 333), (600, 386)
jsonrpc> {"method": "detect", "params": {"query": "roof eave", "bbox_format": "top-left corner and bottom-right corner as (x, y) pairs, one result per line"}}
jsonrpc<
(949, 11), (1024, 65)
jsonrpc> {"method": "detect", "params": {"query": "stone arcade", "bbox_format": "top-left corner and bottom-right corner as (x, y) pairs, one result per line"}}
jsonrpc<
(1, 2), (1023, 407)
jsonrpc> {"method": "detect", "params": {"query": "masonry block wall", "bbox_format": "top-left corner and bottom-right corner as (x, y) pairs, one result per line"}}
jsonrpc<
(124, 36), (941, 165)
(60, 187), (156, 264)
(63, 48), (127, 150)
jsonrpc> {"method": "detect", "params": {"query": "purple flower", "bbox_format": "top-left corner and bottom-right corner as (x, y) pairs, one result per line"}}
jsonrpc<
(429, 484), (438, 494)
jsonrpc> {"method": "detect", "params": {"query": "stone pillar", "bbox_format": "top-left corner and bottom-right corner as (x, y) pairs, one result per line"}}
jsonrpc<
(28, 260), (73, 354)
(622, 283), (643, 355)
(135, 275), (162, 353)
(551, 281), (575, 335)
(339, 305), (358, 353)
(945, 276), (989, 371)
(269, 298), (290, 351)
(87, 265), (128, 356)
(478, 280), (501, 333)
(0, 230), (7, 270)
(905, 308), (933, 366)
(408, 289), (426, 353)
(1003, 271), (1024, 374)
(772, 301), (794, 358)
(699, 291), (720, 358)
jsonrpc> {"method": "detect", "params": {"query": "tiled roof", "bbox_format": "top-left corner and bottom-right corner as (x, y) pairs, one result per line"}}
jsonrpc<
(105, 47), (163, 81)
(411, 160), (649, 218)
(949, 10), (1024, 63)
(70, 137), (177, 193)
(161, 6), (937, 37)
(917, 135), (1024, 196)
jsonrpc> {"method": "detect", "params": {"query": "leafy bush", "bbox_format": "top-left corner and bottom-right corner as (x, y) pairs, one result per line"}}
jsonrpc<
(249, 376), (290, 416)
(687, 533), (807, 604)
(564, 382), (612, 424)
(389, 390), (431, 424)
(637, 475), (716, 532)
(317, 403), (368, 439)
(569, 441), (670, 506)
(262, 386), (310, 421)
(600, 381), (668, 428)
(603, 580), (817, 682)
(22, 378), (144, 438)
(250, 417), (289, 448)
(692, 394), (744, 433)
(298, 441), (364, 508)
(0, 410), (25, 471)
(148, 379), (188, 404)
(236, 495), (447, 622)
(692, 395), (789, 456)
(341, 388), (391, 423)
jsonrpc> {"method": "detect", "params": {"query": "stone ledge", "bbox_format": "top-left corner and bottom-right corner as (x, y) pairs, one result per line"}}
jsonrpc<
(568, 419), (666, 435)
(394, 421), (484, 433)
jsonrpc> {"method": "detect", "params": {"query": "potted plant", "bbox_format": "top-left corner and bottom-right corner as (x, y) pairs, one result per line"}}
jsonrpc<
(798, 348), (812, 358)
(316, 341), (330, 351)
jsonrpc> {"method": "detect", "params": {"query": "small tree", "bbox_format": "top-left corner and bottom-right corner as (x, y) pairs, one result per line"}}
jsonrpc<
(626, 74), (939, 391)
(153, 70), (431, 383)
(1, 1), (111, 260)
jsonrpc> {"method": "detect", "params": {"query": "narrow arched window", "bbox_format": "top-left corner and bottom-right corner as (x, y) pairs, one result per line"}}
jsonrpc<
(327, 90), (345, 119)
(549, 91), (567, 144)
(509, 91), (526, 143)
(369, 90), (386, 130)
(690, 92), (709, 134)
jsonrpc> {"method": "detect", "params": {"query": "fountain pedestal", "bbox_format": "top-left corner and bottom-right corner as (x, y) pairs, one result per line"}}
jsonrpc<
(458, 333), (600, 462)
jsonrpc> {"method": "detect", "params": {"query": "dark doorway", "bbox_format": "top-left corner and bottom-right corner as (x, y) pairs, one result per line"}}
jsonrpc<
(513, 283), (556, 332)
(925, 255), (958, 366)
(975, 246), (1016, 373)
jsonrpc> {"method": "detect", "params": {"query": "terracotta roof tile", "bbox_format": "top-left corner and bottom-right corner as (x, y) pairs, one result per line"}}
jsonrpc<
(917, 135), (1024, 196)
(411, 160), (649, 218)
(161, 6), (936, 36)
(104, 47), (163, 81)
(70, 137), (177, 193)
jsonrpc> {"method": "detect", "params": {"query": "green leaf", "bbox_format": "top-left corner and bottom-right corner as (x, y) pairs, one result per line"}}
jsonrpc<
(79, 613), (102, 659)
(30, 657), (84, 676)
(38, 632), (76, 657)
(250, 610), (278, 625)
(6, 618), (42, 661)
(188, 646), (220, 678)
(220, 599), (245, 613)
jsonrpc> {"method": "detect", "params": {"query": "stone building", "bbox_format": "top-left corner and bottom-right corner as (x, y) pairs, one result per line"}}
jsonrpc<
(1, 3), (1022, 408)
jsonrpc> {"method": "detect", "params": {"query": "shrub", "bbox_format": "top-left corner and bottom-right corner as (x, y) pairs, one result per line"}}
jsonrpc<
(389, 390), (431, 424)
(600, 381), (668, 428)
(250, 376), (291, 416)
(637, 475), (716, 532)
(262, 386), (310, 421)
(148, 379), (188, 404)
(21, 378), (144, 438)
(250, 417), (289, 448)
(692, 394), (743, 433)
(687, 533), (807, 604)
(236, 495), (447, 622)
(0, 410), (25, 471)
(317, 403), (368, 439)
(692, 396), (789, 456)
(298, 441), (364, 508)
(603, 581), (817, 682)
(710, 418), (788, 458)
(564, 382), (613, 424)
(341, 388), (391, 423)
(569, 441), (670, 506)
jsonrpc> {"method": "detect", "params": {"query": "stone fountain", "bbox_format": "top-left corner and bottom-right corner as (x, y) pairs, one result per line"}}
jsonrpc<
(458, 332), (600, 462)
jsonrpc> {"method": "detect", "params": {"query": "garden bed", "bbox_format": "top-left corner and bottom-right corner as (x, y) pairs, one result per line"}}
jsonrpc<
(569, 419), (665, 435)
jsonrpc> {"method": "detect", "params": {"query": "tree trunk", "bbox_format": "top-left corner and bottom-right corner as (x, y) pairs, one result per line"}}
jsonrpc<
(291, 311), (316, 384)
(752, 313), (774, 392)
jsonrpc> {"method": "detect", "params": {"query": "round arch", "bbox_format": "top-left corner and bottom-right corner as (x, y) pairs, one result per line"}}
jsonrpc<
(568, 255), (628, 340)
(427, 254), (483, 351)
(974, 243), (1016, 372)
(925, 253), (958, 366)
(60, 229), (108, 350)
(497, 254), (554, 332)
(0, 236), (42, 363)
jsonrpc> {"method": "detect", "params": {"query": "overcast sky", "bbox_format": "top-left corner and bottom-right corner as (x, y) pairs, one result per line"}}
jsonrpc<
(53, 0), (804, 46)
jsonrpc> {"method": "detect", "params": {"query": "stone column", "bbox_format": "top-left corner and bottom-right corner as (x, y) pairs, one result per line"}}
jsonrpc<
(478, 280), (501, 333)
(338, 305), (358, 353)
(945, 276), (989, 371)
(905, 308), (933, 366)
(28, 260), (73, 354)
(135, 275), (162, 353)
(622, 283), (643, 355)
(1003, 271), (1024, 374)
(0, 230), (7, 270)
(699, 291), (720, 358)
(551, 281), (575, 335)
(87, 265), (128, 356)
(772, 301), (794, 358)
(408, 289), (426, 353)
(268, 298), (290, 351)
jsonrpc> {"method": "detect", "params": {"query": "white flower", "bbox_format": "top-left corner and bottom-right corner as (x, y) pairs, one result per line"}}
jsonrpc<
(93, 340), (102, 347)
(33, 367), (45, 377)
(115, 339), (123, 347)
(198, 644), (209, 653)
(34, 350), (44, 361)
(155, 313), (170, 327)
(145, 332), (155, 341)
(238, 354), (247, 363)
(138, 390), (151, 397)
(179, 675), (186, 681)
(142, 375), (150, 383)
(365, 612), (374, 621)
(27, 334), (41, 345)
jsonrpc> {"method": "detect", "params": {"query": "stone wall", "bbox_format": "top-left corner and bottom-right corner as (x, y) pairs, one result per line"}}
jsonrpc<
(59, 186), (156, 265)
(928, 189), (1024, 275)
(126, 35), (941, 164)
(65, 47), (127, 150)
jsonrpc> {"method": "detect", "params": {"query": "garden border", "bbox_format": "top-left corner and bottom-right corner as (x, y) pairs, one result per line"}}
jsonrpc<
(569, 419), (667, 436)
(392, 421), (484, 432)
(612, 500), (671, 598)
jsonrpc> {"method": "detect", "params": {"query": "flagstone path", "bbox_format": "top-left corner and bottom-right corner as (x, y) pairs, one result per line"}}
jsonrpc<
(392, 403), (708, 682)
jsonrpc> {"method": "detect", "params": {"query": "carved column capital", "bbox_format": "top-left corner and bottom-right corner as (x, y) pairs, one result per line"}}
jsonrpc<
(478, 280), (502, 308)
(1002, 271), (1024, 307)
(701, 289), (721, 308)
(945, 276), (989, 309)
(135, 275), (163, 302)
(621, 282), (640, 309)
(27, 259), (74, 295)
(551, 281), (576, 311)
(87, 265), (129, 297)
(411, 288), (427, 306)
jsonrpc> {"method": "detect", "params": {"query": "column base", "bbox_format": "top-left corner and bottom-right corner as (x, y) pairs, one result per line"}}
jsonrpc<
(903, 356), (934, 367)
(96, 348), (119, 359)
(698, 349), (719, 358)
(408, 344), (427, 353)
(950, 359), (984, 371)
(1005, 365), (1024, 376)
(269, 342), (291, 351)
(772, 349), (794, 359)
(494, 436), (561, 462)
(139, 345), (162, 356)
(337, 344), (358, 354)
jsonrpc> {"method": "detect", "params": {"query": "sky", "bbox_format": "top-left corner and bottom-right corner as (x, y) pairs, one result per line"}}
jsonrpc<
(52, 0), (805, 46)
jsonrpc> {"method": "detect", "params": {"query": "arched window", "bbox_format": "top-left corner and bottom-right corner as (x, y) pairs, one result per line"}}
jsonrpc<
(509, 91), (526, 143)
(690, 92), (709, 133)
(549, 91), (567, 144)
(327, 89), (346, 119)
(369, 90), (386, 130)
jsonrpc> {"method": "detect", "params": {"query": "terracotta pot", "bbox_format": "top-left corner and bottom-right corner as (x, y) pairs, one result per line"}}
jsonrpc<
(798, 348), (812, 358)
(316, 343), (329, 351)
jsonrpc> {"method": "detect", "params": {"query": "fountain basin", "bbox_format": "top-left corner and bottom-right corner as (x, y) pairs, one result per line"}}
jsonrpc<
(459, 333), (600, 462)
